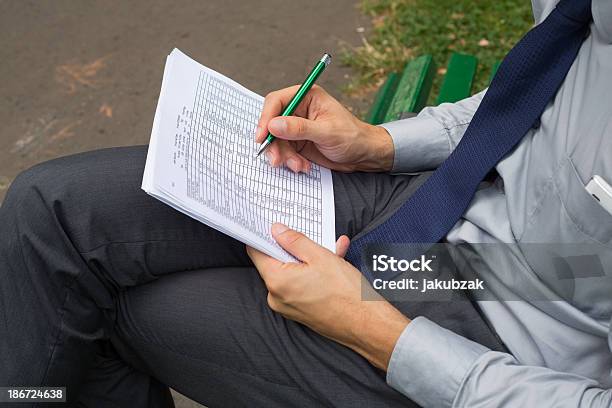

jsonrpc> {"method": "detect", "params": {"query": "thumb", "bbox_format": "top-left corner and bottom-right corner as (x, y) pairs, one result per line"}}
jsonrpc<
(268, 116), (325, 143)
(271, 223), (323, 263)
(335, 235), (350, 258)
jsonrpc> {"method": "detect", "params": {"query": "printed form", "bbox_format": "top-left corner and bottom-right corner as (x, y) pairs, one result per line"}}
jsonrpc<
(142, 49), (335, 262)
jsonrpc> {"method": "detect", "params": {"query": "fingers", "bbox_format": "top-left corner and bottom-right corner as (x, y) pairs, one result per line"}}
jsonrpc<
(277, 141), (310, 172)
(265, 140), (310, 173)
(256, 87), (314, 173)
(271, 223), (327, 263)
(335, 235), (350, 257)
(247, 245), (302, 312)
(264, 140), (283, 166)
(256, 85), (304, 143)
(245, 245), (284, 282)
(256, 85), (329, 143)
(268, 116), (326, 144)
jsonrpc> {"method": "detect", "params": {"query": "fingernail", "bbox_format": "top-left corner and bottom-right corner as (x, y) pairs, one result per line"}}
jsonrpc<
(256, 125), (262, 139)
(269, 118), (287, 134)
(271, 223), (289, 236)
(287, 158), (299, 172)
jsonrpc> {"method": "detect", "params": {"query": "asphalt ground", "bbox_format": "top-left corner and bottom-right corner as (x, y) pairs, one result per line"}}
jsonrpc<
(0, 0), (369, 203)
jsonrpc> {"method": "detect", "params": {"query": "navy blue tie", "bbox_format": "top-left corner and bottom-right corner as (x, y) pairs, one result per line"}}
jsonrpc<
(346, 0), (592, 280)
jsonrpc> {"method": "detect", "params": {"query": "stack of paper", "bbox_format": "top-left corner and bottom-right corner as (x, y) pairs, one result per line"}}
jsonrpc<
(142, 49), (335, 262)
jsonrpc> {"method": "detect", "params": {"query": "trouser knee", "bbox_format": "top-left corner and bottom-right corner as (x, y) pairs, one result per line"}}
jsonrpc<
(2, 160), (62, 234)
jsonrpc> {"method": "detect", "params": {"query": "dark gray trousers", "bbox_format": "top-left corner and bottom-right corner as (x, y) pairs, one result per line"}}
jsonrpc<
(0, 146), (504, 407)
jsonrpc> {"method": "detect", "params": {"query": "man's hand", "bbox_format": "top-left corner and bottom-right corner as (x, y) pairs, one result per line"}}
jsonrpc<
(255, 85), (394, 173)
(246, 223), (410, 371)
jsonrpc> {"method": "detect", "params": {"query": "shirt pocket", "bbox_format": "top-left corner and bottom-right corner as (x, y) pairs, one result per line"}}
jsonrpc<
(552, 156), (612, 246)
(520, 155), (612, 245)
(519, 156), (612, 320)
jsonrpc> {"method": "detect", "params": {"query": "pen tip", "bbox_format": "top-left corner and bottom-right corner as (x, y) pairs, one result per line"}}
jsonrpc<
(255, 142), (268, 158)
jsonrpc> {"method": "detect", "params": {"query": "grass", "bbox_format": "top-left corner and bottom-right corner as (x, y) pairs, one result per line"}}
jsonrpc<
(342, 0), (534, 106)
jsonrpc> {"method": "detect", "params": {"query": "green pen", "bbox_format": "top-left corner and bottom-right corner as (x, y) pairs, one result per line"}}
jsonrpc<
(255, 53), (332, 157)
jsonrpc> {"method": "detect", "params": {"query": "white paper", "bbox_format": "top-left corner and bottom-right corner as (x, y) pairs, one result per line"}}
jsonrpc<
(142, 49), (335, 262)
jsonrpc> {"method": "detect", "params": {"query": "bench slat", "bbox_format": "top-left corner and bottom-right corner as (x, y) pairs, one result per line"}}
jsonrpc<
(383, 55), (435, 122)
(436, 53), (478, 105)
(366, 72), (399, 125)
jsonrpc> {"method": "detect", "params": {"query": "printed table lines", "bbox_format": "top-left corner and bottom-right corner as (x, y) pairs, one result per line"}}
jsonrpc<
(183, 73), (324, 247)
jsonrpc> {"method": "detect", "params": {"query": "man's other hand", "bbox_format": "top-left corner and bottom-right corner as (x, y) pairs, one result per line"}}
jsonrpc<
(255, 85), (394, 173)
(246, 223), (410, 371)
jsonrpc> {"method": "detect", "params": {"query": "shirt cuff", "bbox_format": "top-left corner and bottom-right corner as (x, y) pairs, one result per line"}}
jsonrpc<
(386, 316), (489, 408)
(380, 116), (450, 174)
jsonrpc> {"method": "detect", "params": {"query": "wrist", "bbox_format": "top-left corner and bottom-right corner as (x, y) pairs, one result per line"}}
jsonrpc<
(354, 123), (395, 172)
(347, 302), (410, 370)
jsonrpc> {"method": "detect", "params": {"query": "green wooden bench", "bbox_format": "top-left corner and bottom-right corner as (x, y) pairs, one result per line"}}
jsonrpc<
(366, 52), (500, 124)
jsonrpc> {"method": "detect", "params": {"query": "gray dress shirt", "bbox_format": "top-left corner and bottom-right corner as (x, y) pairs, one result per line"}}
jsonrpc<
(380, 0), (612, 406)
